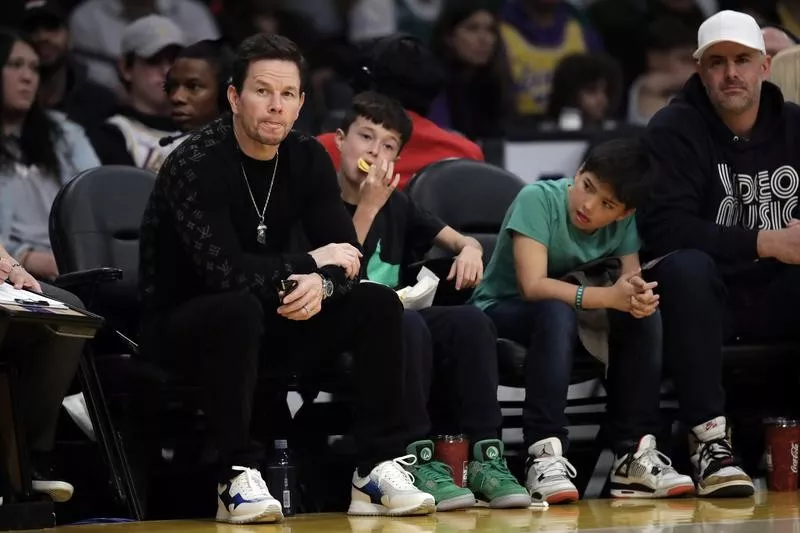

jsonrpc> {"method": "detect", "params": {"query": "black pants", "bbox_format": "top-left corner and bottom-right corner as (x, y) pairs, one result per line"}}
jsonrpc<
(403, 306), (501, 444)
(648, 249), (800, 428)
(4, 283), (85, 453)
(486, 299), (662, 453)
(151, 282), (428, 475)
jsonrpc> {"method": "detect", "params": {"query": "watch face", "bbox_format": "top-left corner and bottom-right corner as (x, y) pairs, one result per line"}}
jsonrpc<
(323, 279), (334, 297)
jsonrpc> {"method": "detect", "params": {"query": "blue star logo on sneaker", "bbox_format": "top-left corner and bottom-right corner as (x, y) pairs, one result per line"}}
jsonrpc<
(420, 447), (433, 462)
(486, 446), (499, 460)
(219, 484), (264, 510)
(216, 466), (283, 524)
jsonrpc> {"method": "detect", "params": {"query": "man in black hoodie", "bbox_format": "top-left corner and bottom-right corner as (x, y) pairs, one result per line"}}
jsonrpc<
(640, 9), (800, 498)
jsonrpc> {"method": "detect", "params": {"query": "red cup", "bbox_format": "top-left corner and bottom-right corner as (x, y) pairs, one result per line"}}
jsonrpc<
(434, 435), (469, 487)
(765, 417), (800, 491)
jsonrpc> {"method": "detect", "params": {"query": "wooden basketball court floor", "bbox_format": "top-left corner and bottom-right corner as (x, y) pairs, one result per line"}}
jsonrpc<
(41, 492), (800, 532)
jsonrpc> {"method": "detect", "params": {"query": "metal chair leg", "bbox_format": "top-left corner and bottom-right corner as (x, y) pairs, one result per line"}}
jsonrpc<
(77, 347), (143, 520)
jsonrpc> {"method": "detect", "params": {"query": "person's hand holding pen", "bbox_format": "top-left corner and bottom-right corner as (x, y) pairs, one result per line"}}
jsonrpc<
(0, 257), (41, 293)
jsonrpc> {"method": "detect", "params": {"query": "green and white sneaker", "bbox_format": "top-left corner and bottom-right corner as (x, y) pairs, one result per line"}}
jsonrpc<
(468, 439), (531, 508)
(405, 440), (476, 511)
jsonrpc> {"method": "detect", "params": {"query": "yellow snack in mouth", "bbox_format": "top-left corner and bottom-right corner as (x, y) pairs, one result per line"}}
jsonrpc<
(357, 158), (371, 173)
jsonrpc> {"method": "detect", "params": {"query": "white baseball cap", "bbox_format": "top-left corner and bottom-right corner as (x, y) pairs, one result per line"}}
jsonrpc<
(693, 10), (766, 60)
(121, 15), (186, 59)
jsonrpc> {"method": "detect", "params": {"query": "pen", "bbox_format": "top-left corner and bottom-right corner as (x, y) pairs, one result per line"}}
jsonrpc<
(15, 298), (49, 306)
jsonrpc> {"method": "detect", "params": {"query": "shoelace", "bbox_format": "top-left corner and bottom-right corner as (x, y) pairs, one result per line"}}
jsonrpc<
(634, 447), (677, 474)
(235, 467), (268, 499)
(533, 455), (577, 480)
(415, 460), (456, 485)
(699, 438), (738, 470)
(483, 456), (522, 484)
(473, 455), (520, 494)
(377, 455), (418, 490)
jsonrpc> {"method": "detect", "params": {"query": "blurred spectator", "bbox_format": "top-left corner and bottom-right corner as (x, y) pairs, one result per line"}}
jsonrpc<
(627, 17), (695, 126)
(428, 0), (511, 139)
(217, 0), (315, 49)
(317, 34), (484, 189)
(500, 0), (603, 116)
(545, 52), (622, 128)
(347, 0), (445, 43)
(763, 25), (799, 56)
(282, 0), (344, 38)
(769, 45), (800, 103)
(0, 29), (100, 280)
(69, 0), (219, 93)
(165, 39), (233, 134)
(21, 0), (118, 131)
(90, 15), (184, 171)
(588, 0), (706, 99)
(395, 0), (445, 41)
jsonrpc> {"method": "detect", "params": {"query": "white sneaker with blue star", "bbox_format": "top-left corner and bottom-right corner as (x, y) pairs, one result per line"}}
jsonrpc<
(348, 455), (436, 516)
(216, 466), (283, 524)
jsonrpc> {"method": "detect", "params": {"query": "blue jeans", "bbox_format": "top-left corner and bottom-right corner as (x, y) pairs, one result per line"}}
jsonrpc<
(648, 249), (800, 428)
(485, 299), (663, 453)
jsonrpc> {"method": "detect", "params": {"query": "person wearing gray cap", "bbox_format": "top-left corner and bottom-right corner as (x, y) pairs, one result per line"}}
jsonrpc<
(639, 9), (800, 498)
(89, 14), (185, 172)
(68, 0), (219, 92)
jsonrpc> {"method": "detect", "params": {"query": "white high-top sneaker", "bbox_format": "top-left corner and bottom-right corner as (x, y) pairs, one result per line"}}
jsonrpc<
(348, 455), (436, 516)
(609, 435), (696, 498)
(525, 437), (579, 504)
(216, 466), (283, 524)
(690, 416), (754, 497)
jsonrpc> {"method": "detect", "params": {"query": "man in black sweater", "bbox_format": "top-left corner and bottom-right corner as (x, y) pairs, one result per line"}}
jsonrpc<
(640, 10), (800, 499)
(138, 34), (434, 524)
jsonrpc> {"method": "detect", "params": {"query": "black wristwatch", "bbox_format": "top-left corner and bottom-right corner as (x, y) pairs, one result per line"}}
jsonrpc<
(319, 274), (334, 299)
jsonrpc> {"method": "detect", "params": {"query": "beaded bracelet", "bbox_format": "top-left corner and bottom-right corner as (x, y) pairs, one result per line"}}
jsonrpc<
(575, 285), (585, 310)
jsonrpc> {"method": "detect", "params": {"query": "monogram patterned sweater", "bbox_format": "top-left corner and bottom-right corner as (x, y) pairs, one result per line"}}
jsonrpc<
(139, 116), (358, 315)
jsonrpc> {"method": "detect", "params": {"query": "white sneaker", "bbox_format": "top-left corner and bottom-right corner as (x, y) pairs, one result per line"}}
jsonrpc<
(525, 437), (579, 504)
(216, 466), (283, 524)
(348, 455), (436, 516)
(610, 435), (695, 498)
(32, 479), (74, 503)
(690, 417), (754, 498)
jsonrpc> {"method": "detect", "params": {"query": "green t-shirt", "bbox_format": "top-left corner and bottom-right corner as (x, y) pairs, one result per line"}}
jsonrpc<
(470, 178), (640, 311)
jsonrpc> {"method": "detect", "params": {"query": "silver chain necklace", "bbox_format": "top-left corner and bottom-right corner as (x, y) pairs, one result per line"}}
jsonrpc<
(239, 151), (279, 244)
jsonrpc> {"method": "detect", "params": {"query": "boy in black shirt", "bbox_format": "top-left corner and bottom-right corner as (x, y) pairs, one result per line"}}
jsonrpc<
(334, 91), (530, 510)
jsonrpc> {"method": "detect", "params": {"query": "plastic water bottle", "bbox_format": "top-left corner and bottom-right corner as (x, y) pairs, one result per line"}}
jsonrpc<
(265, 439), (298, 516)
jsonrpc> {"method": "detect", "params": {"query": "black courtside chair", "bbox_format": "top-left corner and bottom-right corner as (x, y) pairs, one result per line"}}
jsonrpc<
(49, 165), (156, 519)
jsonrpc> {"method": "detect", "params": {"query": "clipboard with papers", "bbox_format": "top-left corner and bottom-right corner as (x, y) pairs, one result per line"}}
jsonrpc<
(0, 282), (103, 333)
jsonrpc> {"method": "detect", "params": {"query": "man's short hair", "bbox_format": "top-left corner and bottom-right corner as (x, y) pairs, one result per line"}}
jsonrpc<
(232, 33), (306, 93)
(172, 39), (235, 112)
(581, 137), (653, 210)
(351, 34), (445, 116)
(340, 91), (413, 150)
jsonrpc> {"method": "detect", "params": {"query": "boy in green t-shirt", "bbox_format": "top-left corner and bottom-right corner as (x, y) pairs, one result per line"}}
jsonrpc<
(471, 138), (694, 503)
